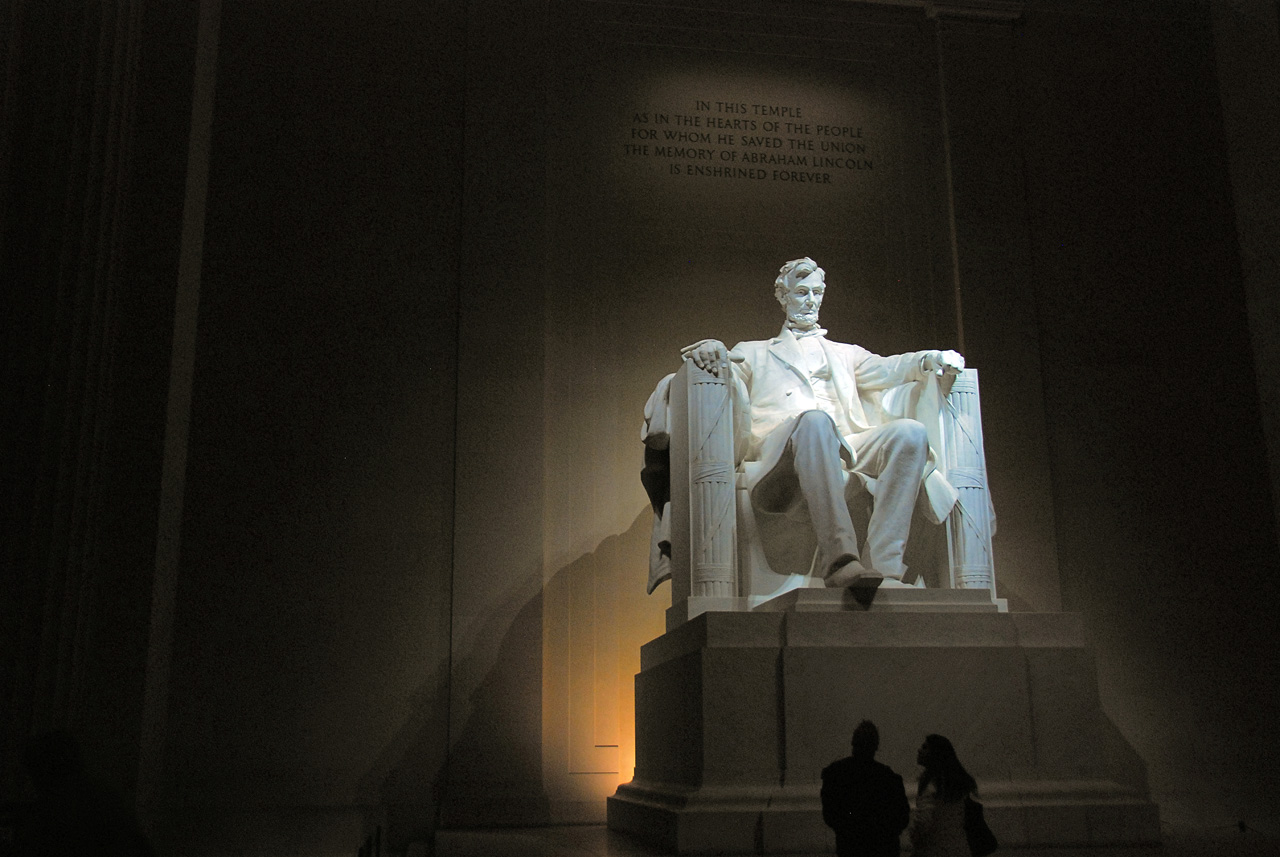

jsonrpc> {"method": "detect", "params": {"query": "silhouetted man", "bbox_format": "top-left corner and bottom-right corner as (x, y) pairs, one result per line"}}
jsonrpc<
(821, 720), (910, 857)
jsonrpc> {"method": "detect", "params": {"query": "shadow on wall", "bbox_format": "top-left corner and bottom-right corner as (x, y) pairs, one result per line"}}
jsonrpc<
(358, 509), (664, 848)
(354, 571), (549, 848)
(1100, 710), (1150, 799)
(540, 509), (667, 817)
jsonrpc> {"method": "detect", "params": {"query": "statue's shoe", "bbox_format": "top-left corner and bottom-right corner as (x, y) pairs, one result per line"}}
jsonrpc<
(824, 559), (882, 588)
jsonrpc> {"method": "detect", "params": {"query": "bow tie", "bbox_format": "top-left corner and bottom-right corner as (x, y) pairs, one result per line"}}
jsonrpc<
(787, 324), (827, 339)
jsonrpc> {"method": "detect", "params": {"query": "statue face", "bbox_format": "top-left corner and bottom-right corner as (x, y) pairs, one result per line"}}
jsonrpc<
(782, 270), (825, 330)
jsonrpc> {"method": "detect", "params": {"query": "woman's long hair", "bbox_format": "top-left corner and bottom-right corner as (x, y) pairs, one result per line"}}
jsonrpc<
(916, 734), (977, 801)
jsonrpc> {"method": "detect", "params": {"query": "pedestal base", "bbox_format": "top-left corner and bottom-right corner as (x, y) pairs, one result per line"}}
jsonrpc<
(755, 587), (1007, 613)
(608, 610), (1159, 854)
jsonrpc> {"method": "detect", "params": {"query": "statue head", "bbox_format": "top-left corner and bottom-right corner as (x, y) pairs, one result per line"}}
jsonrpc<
(851, 719), (879, 760)
(774, 257), (825, 331)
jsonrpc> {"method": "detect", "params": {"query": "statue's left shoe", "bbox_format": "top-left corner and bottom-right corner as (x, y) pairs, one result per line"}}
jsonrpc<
(824, 558), (882, 588)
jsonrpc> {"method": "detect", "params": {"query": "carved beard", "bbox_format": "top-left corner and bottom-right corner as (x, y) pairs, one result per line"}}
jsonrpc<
(787, 308), (820, 330)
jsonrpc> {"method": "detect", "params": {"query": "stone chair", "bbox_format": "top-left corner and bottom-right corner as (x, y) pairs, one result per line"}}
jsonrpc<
(642, 361), (1001, 628)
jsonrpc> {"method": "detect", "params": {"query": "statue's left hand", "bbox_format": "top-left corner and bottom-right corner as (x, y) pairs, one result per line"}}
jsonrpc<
(927, 349), (965, 376)
(681, 338), (742, 378)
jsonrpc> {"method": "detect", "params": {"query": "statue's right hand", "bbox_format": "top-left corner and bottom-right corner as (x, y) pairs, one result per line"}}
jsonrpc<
(680, 338), (729, 377)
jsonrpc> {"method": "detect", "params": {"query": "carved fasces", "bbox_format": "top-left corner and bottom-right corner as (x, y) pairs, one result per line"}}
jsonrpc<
(686, 363), (736, 597)
(941, 369), (997, 593)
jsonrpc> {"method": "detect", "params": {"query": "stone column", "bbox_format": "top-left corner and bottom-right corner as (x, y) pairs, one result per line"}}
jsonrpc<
(0, 0), (171, 805)
(929, 0), (1063, 610)
(1211, 0), (1280, 543)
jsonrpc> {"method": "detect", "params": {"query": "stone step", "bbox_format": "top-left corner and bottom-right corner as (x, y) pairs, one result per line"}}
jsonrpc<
(754, 586), (1006, 613)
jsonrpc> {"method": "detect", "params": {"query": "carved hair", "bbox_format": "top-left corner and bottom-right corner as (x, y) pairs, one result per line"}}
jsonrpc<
(774, 257), (824, 305)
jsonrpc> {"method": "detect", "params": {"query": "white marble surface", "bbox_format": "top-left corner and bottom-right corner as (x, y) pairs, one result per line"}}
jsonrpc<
(612, 610), (1160, 853)
(652, 258), (999, 619)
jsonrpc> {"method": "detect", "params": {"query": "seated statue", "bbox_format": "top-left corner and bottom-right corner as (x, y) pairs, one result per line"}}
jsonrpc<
(643, 257), (968, 594)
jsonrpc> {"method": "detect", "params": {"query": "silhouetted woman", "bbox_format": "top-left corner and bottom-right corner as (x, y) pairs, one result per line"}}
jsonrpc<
(908, 734), (977, 857)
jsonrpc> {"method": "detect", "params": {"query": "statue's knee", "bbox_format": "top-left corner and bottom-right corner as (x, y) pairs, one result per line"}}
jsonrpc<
(795, 410), (837, 438)
(887, 418), (928, 453)
(796, 410), (832, 429)
(792, 410), (840, 450)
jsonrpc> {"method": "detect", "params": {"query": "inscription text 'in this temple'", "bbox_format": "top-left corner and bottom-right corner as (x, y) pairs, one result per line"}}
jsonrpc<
(623, 97), (876, 183)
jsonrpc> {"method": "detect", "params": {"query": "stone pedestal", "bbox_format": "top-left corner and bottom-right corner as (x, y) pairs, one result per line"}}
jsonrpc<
(607, 605), (1159, 854)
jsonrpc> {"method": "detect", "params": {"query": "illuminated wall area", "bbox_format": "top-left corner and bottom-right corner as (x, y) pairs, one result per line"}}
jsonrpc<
(3, 1), (1278, 855)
